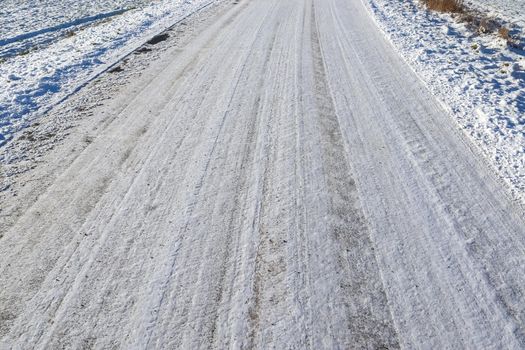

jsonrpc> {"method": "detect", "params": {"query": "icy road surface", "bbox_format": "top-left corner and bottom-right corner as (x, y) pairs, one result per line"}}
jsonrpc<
(1, 0), (525, 348)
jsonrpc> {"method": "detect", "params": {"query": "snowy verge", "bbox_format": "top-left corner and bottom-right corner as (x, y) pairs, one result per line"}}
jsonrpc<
(0, 0), (215, 146)
(362, 0), (525, 203)
(466, 0), (525, 25)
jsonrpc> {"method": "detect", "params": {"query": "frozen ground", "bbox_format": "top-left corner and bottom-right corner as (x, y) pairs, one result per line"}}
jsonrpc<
(466, 0), (525, 22)
(364, 0), (525, 203)
(0, 0), (213, 146)
(1, 0), (525, 348)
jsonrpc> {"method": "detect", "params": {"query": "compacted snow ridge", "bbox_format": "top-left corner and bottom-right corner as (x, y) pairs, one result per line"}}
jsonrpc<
(364, 0), (525, 204)
(1, 0), (525, 348)
(0, 0), (215, 146)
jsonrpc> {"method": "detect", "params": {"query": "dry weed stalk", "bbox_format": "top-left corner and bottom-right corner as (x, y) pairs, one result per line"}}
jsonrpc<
(498, 26), (510, 40)
(422, 0), (464, 13)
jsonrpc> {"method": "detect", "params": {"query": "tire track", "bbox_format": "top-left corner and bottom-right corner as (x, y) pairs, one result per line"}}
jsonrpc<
(2, 0), (523, 347)
(316, 0), (525, 346)
(308, 3), (400, 348)
(207, 13), (281, 350)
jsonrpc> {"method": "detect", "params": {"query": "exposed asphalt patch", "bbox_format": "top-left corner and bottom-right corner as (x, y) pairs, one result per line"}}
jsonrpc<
(147, 33), (170, 45)
(135, 47), (153, 54)
(109, 66), (124, 73)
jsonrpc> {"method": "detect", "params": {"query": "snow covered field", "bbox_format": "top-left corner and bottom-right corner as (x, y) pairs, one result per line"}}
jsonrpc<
(466, 0), (525, 22)
(0, 0), (152, 39)
(364, 0), (525, 203)
(0, 0), (213, 146)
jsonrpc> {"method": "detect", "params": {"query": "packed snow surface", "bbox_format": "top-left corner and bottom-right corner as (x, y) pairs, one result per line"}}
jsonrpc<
(1, 0), (525, 348)
(365, 0), (525, 202)
(0, 0), (212, 146)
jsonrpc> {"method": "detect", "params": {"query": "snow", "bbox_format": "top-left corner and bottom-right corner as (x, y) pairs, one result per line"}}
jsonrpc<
(466, 0), (525, 23)
(1, 0), (151, 39)
(1, 0), (525, 348)
(0, 0), (214, 146)
(363, 0), (525, 203)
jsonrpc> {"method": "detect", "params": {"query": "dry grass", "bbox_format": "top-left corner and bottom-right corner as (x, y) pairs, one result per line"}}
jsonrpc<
(498, 26), (510, 40)
(499, 27), (521, 49)
(422, 0), (464, 13)
(458, 12), (503, 34)
(421, 0), (522, 50)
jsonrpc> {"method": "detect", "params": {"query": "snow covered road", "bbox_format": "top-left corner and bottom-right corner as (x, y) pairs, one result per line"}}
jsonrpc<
(1, 0), (525, 348)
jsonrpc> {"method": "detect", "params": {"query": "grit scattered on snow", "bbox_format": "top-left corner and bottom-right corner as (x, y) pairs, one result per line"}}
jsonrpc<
(363, 0), (525, 203)
(0, 0), (213, 146)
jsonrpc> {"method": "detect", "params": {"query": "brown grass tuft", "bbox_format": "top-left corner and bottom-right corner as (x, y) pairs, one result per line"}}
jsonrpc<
(498, 26), (510, 40)
(421, 0), (522, 49)
(422, 0), (464, 13)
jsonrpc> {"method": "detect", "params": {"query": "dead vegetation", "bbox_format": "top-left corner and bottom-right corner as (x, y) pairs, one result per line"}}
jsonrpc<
(421, 0), (464, 13)
(496, 26), (521, 48)
(421, 0), (522, 50)
(498, 26), (510, 40)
